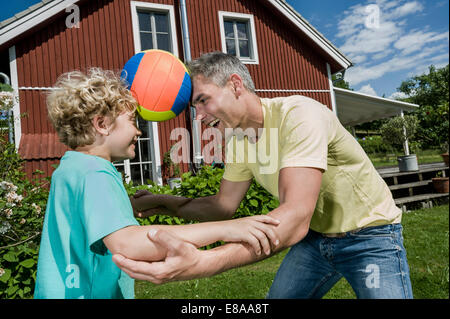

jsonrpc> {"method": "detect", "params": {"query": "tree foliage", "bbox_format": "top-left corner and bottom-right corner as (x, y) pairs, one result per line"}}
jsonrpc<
(397, 65), (449, 150)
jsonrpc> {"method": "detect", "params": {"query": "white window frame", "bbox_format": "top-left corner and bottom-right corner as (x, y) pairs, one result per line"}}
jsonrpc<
(127, 1), (180, 186)
(130, 1), (179, 56)
(218, 11), (259, 65)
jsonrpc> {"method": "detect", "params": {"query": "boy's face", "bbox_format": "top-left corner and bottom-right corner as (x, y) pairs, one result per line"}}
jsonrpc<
(106, 111), (142, 162)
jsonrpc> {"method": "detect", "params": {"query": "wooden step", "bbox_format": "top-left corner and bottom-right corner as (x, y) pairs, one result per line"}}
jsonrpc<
(394, 193), (449, 205)
(389, 180), (432, 191)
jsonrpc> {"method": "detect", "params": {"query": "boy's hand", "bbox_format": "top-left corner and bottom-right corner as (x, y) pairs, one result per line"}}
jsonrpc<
(221, 215), (280, 256)
(130, 190), (169, 218)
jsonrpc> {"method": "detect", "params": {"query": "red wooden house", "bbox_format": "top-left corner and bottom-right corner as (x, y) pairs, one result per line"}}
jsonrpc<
(0, 0), (355, 185)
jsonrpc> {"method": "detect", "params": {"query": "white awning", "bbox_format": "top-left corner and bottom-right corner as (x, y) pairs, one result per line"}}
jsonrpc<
(334, 87), (419, 126)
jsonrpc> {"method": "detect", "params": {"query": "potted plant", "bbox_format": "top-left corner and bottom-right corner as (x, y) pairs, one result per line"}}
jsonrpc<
(380, 115), (419, 172)
(163, 149), (182, 189)
(432, 171), (449, 193)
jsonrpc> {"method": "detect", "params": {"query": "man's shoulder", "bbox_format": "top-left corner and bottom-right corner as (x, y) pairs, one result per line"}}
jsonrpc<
(263, 95), (327, 117)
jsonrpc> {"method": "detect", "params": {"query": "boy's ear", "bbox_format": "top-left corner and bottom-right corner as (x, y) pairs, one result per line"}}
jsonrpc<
(92, 115), (112, 136)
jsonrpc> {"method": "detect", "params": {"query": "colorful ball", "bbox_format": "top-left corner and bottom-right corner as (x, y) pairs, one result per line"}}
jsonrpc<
(121, 49), (192, 121)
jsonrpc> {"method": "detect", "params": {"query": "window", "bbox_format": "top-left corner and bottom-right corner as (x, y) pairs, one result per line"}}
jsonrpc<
(137, 11), (171, 51)
(219, 11), (259, 64)
(124, 2), (180, 186)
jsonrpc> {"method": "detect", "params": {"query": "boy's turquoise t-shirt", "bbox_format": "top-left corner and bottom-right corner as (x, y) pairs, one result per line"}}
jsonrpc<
(34, 151), (139, 299)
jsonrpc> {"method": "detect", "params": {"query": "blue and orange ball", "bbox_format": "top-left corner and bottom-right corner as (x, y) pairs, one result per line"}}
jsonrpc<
(121, 49), (192, 121)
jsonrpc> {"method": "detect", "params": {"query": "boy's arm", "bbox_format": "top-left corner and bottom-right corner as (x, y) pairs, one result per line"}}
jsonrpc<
(103, 215), (280, 261)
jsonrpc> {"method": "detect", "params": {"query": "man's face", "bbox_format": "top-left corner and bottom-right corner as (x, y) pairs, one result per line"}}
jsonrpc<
(191, 75), (240, 136)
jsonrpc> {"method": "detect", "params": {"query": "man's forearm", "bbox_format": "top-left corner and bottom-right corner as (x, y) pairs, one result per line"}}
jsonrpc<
(196, 242), (271, 278)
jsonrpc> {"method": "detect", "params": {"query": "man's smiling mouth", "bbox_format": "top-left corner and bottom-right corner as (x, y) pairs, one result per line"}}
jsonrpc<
(208, 119), (220, 128)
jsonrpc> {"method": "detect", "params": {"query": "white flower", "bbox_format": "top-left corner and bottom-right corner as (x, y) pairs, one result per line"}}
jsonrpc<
(0, 221), (11, 234)
(4, 208), (13, 218)
(0, 181), (17, 192)
(5, 191), (22, 204)
(0, 268), (5, 277)
(31, 203), (42, 215)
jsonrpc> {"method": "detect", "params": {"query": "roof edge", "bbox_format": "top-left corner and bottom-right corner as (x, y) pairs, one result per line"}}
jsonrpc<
(270, 0), (353, 71)
(334, 87), (419, 110)
(0, 0), (80, 48)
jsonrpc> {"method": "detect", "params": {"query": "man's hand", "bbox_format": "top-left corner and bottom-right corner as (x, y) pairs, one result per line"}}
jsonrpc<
(219, 215), (280, 255)
(112, 229), (203, 284)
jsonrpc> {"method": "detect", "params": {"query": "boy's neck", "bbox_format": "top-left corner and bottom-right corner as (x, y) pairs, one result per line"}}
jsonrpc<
(75, 145), (111, 162)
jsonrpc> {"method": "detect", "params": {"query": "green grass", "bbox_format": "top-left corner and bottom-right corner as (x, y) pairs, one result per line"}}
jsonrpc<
(135, 205), (449, 299)
(369, 149), (444, 168)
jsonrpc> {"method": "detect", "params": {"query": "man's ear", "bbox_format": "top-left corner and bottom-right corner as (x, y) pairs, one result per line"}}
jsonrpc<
(92, 115), (112, 136)
(229, 73), (244, 96)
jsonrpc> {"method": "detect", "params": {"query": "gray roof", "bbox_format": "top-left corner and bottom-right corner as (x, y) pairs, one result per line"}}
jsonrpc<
(0, 0), (54, 29)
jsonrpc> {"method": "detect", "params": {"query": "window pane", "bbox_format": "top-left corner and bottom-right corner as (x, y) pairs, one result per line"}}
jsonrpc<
(138, 12), (151, 31)
(154, 13), (169, 33)
(239, 40), (250, 58)
(130, 164), (143, 185)
(140, 139), (151, 163)
(137, 117), (150, 139)
(236, 22), (248, 39)
(142, 163), (152, 184)
(224, 21), (234, 38)
(226, 39), (236, 55)
(157, 33), (170, 51)
(140, 32), (153, 50)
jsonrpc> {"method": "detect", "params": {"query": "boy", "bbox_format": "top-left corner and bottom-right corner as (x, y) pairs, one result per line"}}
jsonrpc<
(34, 68), (279, 299)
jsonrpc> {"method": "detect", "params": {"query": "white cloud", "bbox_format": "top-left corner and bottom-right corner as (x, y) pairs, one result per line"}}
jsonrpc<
(358, 84), (378, 96)
(389, 91), (409, 99)
(336, 0), (449, 88)
(394, 30), (449, 55)
(384, 1), (424, 19)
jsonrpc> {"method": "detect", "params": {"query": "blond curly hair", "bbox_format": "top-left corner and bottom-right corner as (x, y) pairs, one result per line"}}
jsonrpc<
(47, 68), (137, 149)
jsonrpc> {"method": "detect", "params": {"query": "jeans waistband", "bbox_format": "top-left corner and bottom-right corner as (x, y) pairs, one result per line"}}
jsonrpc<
(320, 227), (364, 238)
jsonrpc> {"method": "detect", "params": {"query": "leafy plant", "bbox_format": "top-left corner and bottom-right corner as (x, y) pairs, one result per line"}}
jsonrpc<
(0, 137), (48, 299)
(162, 150), (181, 178)
(379, 115), (419, 154)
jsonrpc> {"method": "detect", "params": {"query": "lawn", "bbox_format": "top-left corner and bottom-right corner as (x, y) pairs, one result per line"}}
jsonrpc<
(369, 149), (444, 168)
(135, 204), (449, 299)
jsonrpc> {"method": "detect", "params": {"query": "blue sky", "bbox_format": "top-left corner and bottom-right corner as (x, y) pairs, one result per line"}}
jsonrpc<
(1, 0), (449, 98)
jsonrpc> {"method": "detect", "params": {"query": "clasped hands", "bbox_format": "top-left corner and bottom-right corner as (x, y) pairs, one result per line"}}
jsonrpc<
(113, 190), (281, 284)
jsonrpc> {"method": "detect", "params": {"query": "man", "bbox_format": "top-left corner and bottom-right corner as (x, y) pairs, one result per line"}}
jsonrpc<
(113, 52), (413, 299)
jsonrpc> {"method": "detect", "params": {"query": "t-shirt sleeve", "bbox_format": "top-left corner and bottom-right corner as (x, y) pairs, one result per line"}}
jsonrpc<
(222, 135), (254, 182)
(82, 171), (139, 255)
(279, 104), (329, 171)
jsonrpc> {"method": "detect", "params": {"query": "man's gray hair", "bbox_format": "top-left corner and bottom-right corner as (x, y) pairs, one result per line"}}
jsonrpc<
(187, 52), (256, 93)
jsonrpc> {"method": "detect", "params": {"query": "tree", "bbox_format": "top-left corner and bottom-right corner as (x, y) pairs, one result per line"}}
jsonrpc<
(395, 64), (449, 149)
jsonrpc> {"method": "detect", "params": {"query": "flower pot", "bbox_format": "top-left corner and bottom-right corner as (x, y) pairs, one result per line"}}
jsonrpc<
(441, 153), (449, 167)
(432, 177), (449, 193)
(168, 177), (182, 189)
(397, 154), (418, 172)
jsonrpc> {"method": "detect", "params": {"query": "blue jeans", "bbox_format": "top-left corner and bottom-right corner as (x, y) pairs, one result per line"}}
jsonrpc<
(267, 223), (413, 299)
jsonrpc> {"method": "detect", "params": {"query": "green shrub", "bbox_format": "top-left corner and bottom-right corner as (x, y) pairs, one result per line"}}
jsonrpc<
(0, 137), (48, 299)
(126, 165), (279, 226)
(356, 135), (392, 154)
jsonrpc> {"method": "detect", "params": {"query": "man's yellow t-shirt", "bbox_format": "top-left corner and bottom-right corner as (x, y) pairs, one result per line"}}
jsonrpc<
(223, 95), (401, 234)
